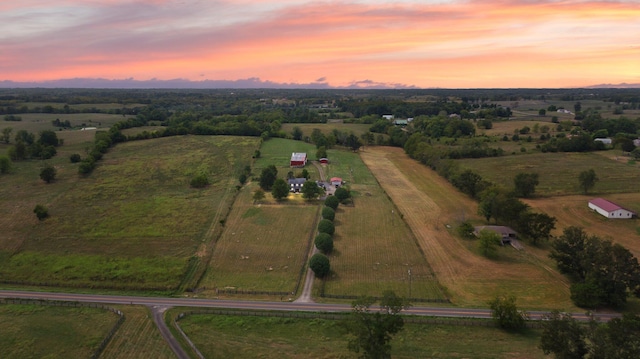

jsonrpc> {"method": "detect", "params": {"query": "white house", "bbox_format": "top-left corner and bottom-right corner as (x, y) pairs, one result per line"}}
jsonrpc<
(382, 114), (394, 120)
(588, 198), (636, 219)
(594, 138), (612, 145)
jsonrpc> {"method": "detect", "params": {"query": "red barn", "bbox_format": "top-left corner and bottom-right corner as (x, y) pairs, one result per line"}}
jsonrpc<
(290, 152), (307, 167)
(319, 158), (329, 164)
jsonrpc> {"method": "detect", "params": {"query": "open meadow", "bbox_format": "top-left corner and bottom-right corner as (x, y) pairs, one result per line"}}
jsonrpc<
(0, 135), (260, 290)
(175, 313), (546, 359)
(361, 147), (575, 309)
(0, 303), (119, 358)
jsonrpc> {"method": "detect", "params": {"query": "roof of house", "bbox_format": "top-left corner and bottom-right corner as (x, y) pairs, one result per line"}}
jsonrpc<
(330, 177), (342, 183)
(319, 157), (329, 161)
(589, 198), (635, 214)
(290, 152), (307, 161)
(288, 178), (307, 185)
(474, 225), (517, 238)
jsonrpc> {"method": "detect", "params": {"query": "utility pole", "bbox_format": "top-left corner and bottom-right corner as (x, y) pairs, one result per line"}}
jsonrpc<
(408, 268), (412, 298)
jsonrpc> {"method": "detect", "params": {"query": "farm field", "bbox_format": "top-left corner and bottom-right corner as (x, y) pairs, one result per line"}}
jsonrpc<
(456, 151), (640, 196)
(254, 138), (319, 178)
(176, 313), (546, 359)
(319, 148), (444, 300)
(0, 135), (260, 290)
(0, 303), (119, 358)
(200, 185), (320, 295)
(361, 147), (575, 309)
(101, 305), (174, 359)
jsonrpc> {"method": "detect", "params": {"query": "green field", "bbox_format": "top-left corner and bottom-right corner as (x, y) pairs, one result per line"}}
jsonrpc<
(176, 313), (546, 359)
(280, 122), (372, 139)
(0, 135), (260, 290)
(0, 303), (119, 359)
(456, 151), (640, 196)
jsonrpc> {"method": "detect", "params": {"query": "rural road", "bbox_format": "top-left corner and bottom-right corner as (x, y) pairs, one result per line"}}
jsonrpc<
(0, 290), (617, 322)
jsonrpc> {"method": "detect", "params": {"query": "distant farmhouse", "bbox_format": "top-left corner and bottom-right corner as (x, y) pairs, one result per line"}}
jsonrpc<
(588, 198), (636, 219)
(290, 153), (307, 167)
(330, 177), (343, 188)
(594, 138), (612, 146)
(474, 225), (517, 245)
(382, 114), (394, 120)
(288, 178), (306, 192)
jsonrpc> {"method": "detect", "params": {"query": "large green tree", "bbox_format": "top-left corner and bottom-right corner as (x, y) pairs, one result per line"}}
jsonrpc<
(489, 295), (528, 331)
(539, 310), (588, 359)
(578, 169), (598, 194)
(301, 180), (322, 200)
(259, 165), (278, 190)
(309, 253), (330, 278)
(517, 212), (556, 245)
(344, 291), (410, 359)
(271, 178), (289, 201)
(1, 127), (12, 144)
(39, 164), (57, 183)
(0, 156), (11, 174)
(513, 172), (539, 198)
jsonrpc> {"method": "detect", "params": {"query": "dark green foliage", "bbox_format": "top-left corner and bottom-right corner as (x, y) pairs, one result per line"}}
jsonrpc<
(39, 164), (57, 183)
(316, 146), (327, 160)
(300, 168), (310, 179)
(539, 311), (588, 359)
(0, 155), (11, 174)
(15, 130), (34, 145)
(322, 206), (336, 221)
(478, 229), (502, 258)
(291, 126), (303, 140)
(451, 169), (486, 199)
(78, 158), (96, 175)
(238, 173), (247, 185)
(334, 187), (351, 202)
(456, 221), (475, 239)
(489, 295), (528, 331)
(344, 291), (410, 359)
(190, 172), (209, 188)
(314, 233), (334, 254)
(271, 178), (289, 200)
(1, 127), (12, 143)
(33, 204), (49, 220)
(38, 130), (61, 147)
(301, 180), (322, 200)
(517, 212), (556, 245)
(578, 169), (598, 194)
(318, 219), (335, 235)
(252, 189), (266, 203)
(253, 149), (261, 158)
(259, 165), (278, 190)
(325, 195), (339, 210)
(590, 313), (640, 359)
(550, 226), (640, 308)
(346, 133), (362, 151)
(513, 172), (539, 198)
(309, 253), (330, 278)
(69, 153), (82, 163)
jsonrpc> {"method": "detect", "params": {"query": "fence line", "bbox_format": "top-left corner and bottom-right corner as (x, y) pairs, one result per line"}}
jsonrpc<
(0, 298), (126, 358)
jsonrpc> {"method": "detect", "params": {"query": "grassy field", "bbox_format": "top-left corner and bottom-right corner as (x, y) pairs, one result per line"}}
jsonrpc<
(455, 151), (640, 196)
(254, 138), (320, 178)
(0, 135), (260, 290)
(280, 123), (372, 138)
(176, 313), (546, 359)
(101, 305), (174, 359)
(319, 148), (444, 300)
(361, 147), (575, 309)
(199, 184), (320, 295)
(0, 303), (119, 358)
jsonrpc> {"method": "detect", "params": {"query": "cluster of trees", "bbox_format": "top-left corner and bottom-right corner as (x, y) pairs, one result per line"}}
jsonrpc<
(309, 192), (351, 278)
(5, 129), (62, 161)
(77, 128), (125, 175)
(540, 311), (640, 359)
(549, 226), (640, 308)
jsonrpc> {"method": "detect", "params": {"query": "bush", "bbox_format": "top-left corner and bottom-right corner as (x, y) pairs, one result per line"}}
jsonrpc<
(190, 173), (209, 188)
(314, 233), (334, 254)
(321, 206), (335, 221)
(324, 195), (339, 210)
(69, 153), (82, 163)
(39, 164), (57, 183)
(335, 187), (350, 202)
(33, 204), (48, 220)
(0, 156), (11, 174)
(318, 219), (335, 235)
(457, 221), (475, 239)
(309, 253), (330, 278)
(78, 158), (96, 175)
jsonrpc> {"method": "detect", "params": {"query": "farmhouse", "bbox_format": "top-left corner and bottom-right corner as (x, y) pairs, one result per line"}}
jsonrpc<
(290, 152), (307, 167)
(474, 225), (517, 244)
(594, 138), (612, 145)
(588, 198), (636, 219)
(330, 177), (343, 188)
(288, 178), (307, 192)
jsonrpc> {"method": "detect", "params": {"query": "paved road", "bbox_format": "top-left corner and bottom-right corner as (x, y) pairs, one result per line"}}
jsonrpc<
(0, 290), (617, 322)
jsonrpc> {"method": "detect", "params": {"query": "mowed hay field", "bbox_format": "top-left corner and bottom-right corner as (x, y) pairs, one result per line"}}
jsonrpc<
(0, 304), (119, 358)
(361, 147), (574, 309)
(200, 185), (320, 294)
(456, 151), (640, 196)
(523, 193), (640, 259)
(176, 314), (546, 359)
(318, 147), (444, 299)
(0, 135), (260, 290)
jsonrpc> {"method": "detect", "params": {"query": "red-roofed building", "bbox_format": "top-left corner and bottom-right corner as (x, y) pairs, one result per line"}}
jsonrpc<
(588, 198), (636, 219)
(330, 177), (343, 187)
(290, 152), (307, 167)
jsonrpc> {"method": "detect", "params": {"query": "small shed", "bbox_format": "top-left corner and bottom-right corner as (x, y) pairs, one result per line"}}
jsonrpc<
(393, 119), (408, 126)
(290, 153), (307, 167)
(288, 178), (307, 192)
(319, 158), (329, 164)
(588, 198), (636, 219)
(474, 225), (517, 244)
(330, 177), (343, 188)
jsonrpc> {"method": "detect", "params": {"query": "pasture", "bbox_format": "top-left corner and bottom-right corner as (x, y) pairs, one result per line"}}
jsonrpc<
(361, 147), (575, 309)
(0, 303), (118, 358)
(176, 313), (546, 359)
(0, 135), (260, 290)
(254, 138), (319, 176)
(455, 151), (640, 196)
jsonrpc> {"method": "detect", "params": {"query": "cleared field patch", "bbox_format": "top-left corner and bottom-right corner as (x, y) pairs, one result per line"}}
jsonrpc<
(361, 147), (574, 309)
(0, 304), (118, 358)
(456, 151), (640, 196)
(0, 135), (260, 290)
(200, 184), (319, 294)
(523, 194), (640, 259)
(101, 306), (174, 359)
(177, 314), (546, 359)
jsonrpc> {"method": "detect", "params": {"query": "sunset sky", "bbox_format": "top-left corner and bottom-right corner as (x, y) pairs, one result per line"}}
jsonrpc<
(1, 0), (639, 88)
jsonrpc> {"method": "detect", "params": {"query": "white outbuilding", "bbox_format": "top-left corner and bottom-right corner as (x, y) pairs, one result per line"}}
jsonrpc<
(588, 198), (636, 219)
